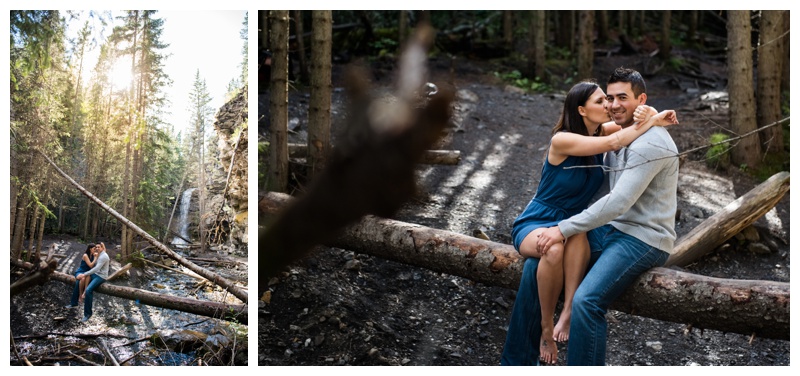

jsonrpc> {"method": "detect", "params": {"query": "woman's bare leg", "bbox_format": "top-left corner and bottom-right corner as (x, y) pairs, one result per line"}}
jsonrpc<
(79, 277), (88, 302)
(519, 228), (564, 364)
(553, 232), (590, 343)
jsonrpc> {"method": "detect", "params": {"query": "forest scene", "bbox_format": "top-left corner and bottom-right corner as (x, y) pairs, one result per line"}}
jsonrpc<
(259, 10), (789, 366)
(9, 10), (249, 365)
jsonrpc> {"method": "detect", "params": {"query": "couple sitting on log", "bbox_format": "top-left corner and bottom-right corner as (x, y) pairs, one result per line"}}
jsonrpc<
(65, 242), (109, 322)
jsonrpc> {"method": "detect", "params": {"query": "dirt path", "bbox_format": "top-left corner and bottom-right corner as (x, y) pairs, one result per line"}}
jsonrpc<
(258, 55), (789, 366)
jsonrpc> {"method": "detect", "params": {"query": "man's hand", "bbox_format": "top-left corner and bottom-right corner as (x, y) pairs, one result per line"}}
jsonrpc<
(77, 273), (85, 281)
(537, 226), (565, 254)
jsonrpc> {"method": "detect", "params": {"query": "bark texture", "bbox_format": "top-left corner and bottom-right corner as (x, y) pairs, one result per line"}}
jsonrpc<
(666, 171), (789, 267)
(261, 191), (789, 340)
(727, 10), (761, 168)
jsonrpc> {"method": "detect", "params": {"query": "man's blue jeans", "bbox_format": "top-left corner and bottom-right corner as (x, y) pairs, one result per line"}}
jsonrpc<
(501, 225), (669, 366)
(70, 274), (106, 318)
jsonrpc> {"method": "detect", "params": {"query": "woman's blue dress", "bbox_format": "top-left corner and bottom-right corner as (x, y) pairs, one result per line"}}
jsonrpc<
(75, 256), (93, 276)
(511, 153), (604, 250)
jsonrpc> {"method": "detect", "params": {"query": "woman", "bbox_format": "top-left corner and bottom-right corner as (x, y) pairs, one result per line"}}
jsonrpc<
(511, 81), (677, 364)
(75, 244), (98, 302)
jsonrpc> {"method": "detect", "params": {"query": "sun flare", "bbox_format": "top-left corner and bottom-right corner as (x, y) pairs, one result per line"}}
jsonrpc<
(108, 57), (133, 90)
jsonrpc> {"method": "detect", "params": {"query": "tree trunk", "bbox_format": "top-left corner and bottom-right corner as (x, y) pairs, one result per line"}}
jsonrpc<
(37, 150), (249, 303)
(503, 11), (513, 50)
(293, 10), (308, 85)
(727, 10), (761, 169)
(32, 173), (53, 260)
(288, 143), (461, 165)
(688, 10), (698, 47)
(659, 10), (672, 60)
(12, 260), (247, 324)
(612, 267), (788, 340)
(26, 200), (40, 262)
(266, 10), (290, 192)
(557, 11), (574, 52)
(638, 10), (645, 36)
(576, 10), (594, 80)
(12, 196), (29, 260)
(665, 171), (789, 267)
(528, 10), (545, 79)
(756, 10), (785, 157)
(308, 10), (332, 178)
(618, 10), (626, 35)
(261, 192), (789, 340)
(780, 11), (789, 94)
(597, 10), (609, 43)
(398, 10), (408, 48)
(261, 10), (270, 50)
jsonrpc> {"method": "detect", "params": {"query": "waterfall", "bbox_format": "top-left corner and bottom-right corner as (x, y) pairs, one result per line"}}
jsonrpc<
(172, 188), (197, 246)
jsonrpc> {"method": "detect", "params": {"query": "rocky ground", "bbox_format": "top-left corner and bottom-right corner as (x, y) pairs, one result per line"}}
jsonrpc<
(258, 51), (789, 366)
(10, 235), (249, 366)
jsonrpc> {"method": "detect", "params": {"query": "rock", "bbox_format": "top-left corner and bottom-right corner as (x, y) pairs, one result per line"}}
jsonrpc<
(344, 259), (362, 271)
(314, 335), (325, 346)
(742, 226), (760, 242)
(504, 85), (526, 95)
(456, 89), (479, 103)
(748, 243), (771, 255)
(368, 348), (380, 357)
(401, 358), (411, 365)
(646, 341), (663, 351)
(493, 297), (510, 309)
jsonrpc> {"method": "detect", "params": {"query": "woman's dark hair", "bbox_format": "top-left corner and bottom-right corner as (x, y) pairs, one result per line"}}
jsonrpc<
(85, 243), (96, 257)
(550, 80), (601, 164)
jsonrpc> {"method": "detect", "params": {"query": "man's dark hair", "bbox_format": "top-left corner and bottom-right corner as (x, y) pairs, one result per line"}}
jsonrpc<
(607, 67), (646, 98)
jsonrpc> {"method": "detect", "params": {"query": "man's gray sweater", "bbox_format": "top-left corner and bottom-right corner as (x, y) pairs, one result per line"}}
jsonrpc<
(558, 126), (679, 253)
(83, 251), (110, 280)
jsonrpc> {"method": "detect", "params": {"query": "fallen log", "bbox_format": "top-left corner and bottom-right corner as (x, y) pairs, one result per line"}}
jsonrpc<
(37, 149), (248, 303)
(12, 259), (247, 324)
(107, 263), (133, 281)
(666, 171), (789, 267)
(261, 192), (789, 340)
(10, 259), (58, 296)
(613, 267), (788, 340)
(288, 143), (461, 165)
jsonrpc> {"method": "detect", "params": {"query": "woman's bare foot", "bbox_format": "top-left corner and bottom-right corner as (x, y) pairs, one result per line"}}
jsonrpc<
(79, 293), (85, 302)
(539, 327), (558, 364)
(554, 313), (570, 342)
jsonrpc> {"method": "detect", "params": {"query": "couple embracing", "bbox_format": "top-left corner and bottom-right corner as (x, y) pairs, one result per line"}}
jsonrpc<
(502, 67), (680, 366)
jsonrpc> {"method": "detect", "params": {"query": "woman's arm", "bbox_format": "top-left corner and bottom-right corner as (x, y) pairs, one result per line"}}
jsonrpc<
(551, 107), (678, 158)
(83, 254), (96, 268)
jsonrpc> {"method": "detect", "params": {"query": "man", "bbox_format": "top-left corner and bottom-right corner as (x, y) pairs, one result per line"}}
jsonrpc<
(501, 67), (679, 365)
(70, 242), (110, 322)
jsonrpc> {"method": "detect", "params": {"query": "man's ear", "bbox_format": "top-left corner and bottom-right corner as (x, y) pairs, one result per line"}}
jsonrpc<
(637, 92), (647, 105)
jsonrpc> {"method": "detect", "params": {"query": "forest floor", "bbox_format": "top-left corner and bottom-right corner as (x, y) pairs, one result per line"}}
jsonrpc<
(10, 235), (249, 366)
(259, 49), (790, 366)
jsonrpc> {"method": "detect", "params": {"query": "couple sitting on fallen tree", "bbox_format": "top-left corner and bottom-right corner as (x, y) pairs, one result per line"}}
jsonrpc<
(502, 67), (680, 365)
(65, 242), (109, 322)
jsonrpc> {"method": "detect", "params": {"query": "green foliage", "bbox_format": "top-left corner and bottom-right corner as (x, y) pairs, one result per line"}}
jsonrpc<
(493, 70), (552, 93)
(705, 133), (731, 169)
(370, 36), (398, 58)
(752, 152), (789, 182)
(668, 57), (685, 70)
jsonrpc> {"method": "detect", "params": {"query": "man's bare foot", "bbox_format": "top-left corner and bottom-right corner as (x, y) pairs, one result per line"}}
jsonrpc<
(539, 328), (558, 364)
(554, 314), (570, 342)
